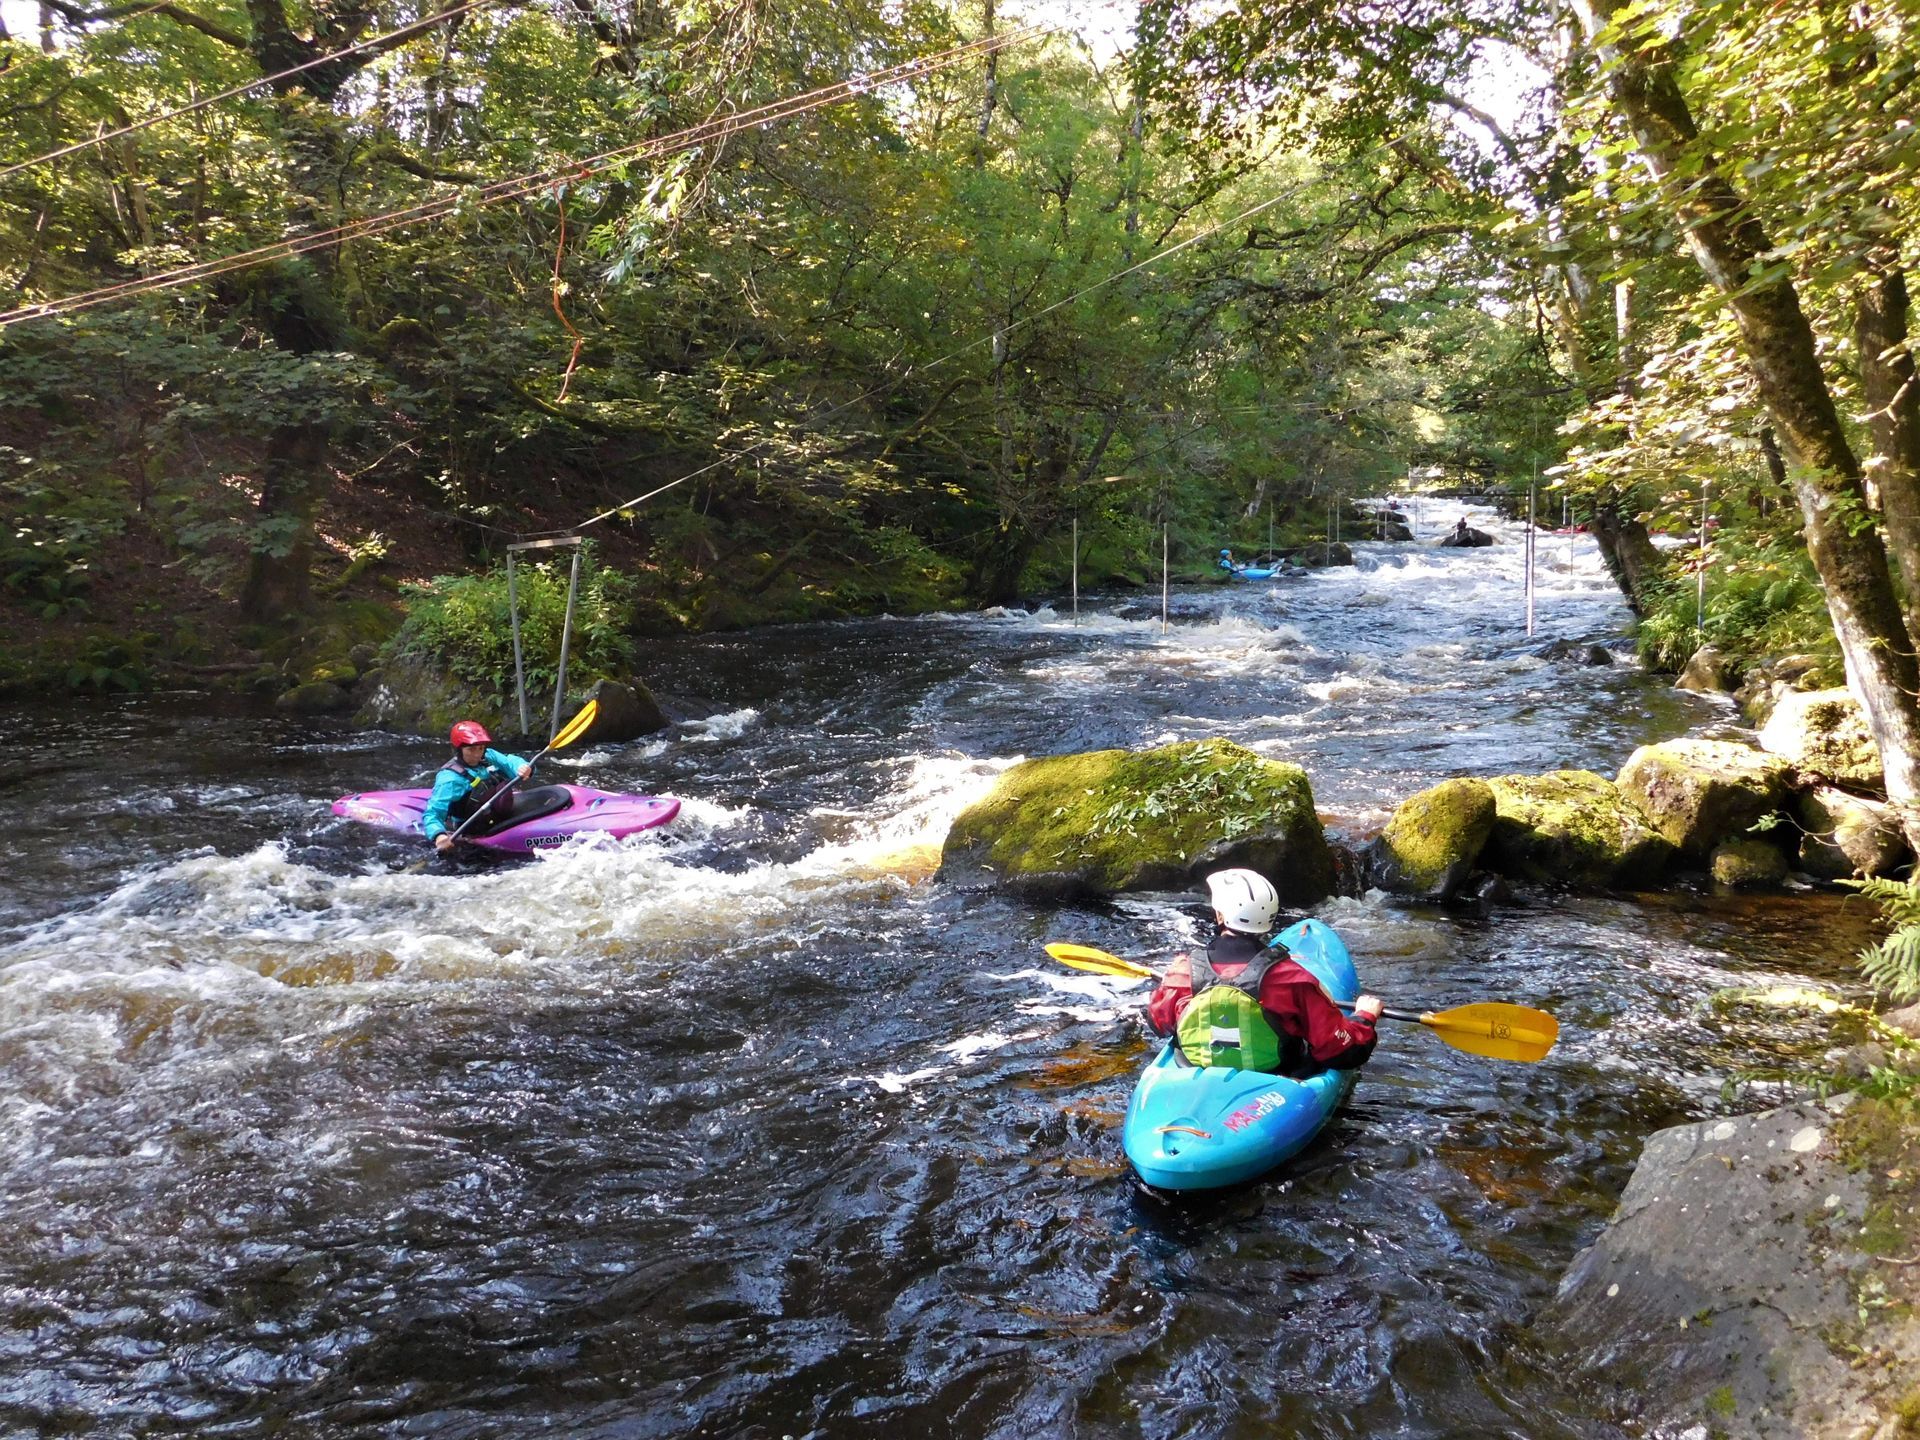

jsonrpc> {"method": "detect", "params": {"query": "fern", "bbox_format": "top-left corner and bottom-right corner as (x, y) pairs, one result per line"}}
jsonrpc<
(1844, 876), (1920, 1001)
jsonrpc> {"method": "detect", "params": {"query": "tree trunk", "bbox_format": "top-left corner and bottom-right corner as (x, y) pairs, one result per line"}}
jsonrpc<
(1855, 266), (1920, 647)
(1588, 500), (1669, 615)
(1571, 0), (1920, 851)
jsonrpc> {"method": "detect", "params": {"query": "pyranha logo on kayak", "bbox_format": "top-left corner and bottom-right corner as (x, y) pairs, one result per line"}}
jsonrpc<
(524, 835), (569, 849)
(1222, 1091), (1288, 1133)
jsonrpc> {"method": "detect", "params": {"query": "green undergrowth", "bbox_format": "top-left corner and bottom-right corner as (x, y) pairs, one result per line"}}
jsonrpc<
(392, 546), (636, 701)
(1636, 534), (1842, 680)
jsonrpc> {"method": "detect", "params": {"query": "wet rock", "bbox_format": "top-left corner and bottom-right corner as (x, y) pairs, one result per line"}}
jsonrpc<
(1880, 1003), (1920, 1040)
(1437, 527), (1494, 547)
(1538, 1099), (1917, 1440)
(1538, 639), (1616, 667)
(1759, 688), (1884, 794)
(348, 643), (380, 670)
(1483, 770), (1676, 889)
(937, 738), (1334, 903)
(1835, 1041), (1890, 1080)
(1370, 778), (1496, 903)
(275, 680), (354, 714)
(1710, 836), (1789, 889)
(354, 651), (666, 742)
(1293, 541), (1355, 568)
(1675, 644), (1737, 694)
(1459, 871), (1512, 907)
(576, 677), (670, 744)
(1736, 654), (1835, 727)
(1616, 738), (1793, 862)
(1795, 787), (1910, 881)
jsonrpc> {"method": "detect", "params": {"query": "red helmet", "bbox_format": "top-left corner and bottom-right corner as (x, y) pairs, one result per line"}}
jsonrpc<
(449, 720), (492, 747)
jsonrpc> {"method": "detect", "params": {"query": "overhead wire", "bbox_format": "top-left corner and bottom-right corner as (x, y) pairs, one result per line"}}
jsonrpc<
(0, 0), (501, 183)
(0, 26), (1054, 326)
(557, 142), (1393, 535)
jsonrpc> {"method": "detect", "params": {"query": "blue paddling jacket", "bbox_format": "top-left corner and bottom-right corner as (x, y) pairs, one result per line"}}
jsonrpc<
(422, 749), (530, 840)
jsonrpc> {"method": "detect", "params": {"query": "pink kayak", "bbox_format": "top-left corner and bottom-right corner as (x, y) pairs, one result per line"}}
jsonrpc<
(332, 784), (680, 853)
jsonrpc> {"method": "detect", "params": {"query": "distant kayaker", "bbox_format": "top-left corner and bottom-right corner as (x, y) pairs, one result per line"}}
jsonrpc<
(424, 721), (531, 853)
(1146, 868), (1383, 1076)
(1217, 547), (1241, 574)
(1454, 517), (1471, 541)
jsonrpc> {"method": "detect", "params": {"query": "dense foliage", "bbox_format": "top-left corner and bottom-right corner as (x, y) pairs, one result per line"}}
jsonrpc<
(1, 0), (1528, 675)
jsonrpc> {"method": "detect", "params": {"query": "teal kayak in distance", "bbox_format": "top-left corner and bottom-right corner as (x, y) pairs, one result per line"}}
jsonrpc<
(1122, 918), (1361, 1192)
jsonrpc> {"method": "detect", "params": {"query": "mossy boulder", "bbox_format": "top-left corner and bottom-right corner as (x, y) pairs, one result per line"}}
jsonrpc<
(1758, 688), (1883, 793)
(1795, 786), (1911, 880)
(1483, 770), (1675, 890)
(1371, 778), (1496, 902)
(276, 679), (355, 714)
(937, 738), (1333, 902)
(1710, 836), (1789, 889)
(1615, 739), (1794, 861)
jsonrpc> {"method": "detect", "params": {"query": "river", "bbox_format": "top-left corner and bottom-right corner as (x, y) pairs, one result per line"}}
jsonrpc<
(0, 505), (1882, 1438)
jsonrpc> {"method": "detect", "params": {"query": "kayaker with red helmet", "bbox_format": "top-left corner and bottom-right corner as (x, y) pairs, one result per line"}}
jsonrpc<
(1146, 868), (1383, 1076)
(424, 721), (531, 853)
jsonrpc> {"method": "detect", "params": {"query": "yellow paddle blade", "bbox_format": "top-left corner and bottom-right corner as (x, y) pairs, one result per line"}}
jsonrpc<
(1044, 942), (1157, 981)
(549, 699), (600, 751)
(1419, 1002), (1559, 1063)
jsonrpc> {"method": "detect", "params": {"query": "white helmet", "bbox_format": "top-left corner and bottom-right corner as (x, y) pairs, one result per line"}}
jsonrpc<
(1206, 868), (1279, 935)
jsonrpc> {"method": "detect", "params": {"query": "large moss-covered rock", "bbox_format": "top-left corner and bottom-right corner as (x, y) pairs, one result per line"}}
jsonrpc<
(1371, 778), (1496, 902)
(1483, 770), (1675, 889)
(1615, 738), (1793, 861)
(1795, 786), (1911, 880)
(1759, 688), (1883, 793)
(937, 738), (1333, 902)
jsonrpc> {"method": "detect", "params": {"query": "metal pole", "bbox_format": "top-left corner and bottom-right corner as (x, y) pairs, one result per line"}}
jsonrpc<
(551, 545), (584, 738)
(1071, 514), (1079, 626)
(1697, 477), (1710, 635)
(506, 551), (530, 737)
(1526, 477), (1537, 636)
(1161, 522), (1169, 634)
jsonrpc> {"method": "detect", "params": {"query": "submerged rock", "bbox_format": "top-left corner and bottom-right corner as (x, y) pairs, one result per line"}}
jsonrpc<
(936, 738), (1333, 902)
(1370, 778), (1496, 902)
(1539, 1098), (1920, 1439)
(1759, 688), (1884, 794)
(1616, 738), (1793, 862)
(1482, 769), (1674, 889)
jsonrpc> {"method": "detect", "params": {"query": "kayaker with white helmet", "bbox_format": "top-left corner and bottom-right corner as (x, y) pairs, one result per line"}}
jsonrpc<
(1146, 868), (1383, 1075)
(423, 721), (531, 854)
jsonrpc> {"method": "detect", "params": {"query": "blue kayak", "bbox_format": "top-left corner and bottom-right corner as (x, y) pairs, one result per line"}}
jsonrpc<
(1122, 918), (1361, 1192)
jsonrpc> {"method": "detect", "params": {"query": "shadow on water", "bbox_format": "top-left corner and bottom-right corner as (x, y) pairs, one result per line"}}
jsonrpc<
(0, 514), (1884, 1437)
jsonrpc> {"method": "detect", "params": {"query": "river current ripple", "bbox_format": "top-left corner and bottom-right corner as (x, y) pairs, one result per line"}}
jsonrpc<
(0, 506), (1884, 1438)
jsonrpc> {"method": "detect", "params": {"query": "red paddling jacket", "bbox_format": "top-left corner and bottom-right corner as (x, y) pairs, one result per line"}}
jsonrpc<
(1146, 931), (1377, 1076)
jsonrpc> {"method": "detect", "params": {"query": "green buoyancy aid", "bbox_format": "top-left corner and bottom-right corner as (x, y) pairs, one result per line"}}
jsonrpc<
(1175, 946), (1287, 1070)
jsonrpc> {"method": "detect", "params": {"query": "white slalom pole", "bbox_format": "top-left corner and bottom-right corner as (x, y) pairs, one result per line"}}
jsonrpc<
(1072, 514), (1079, 626)
(1161, 522), (1169, 633)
